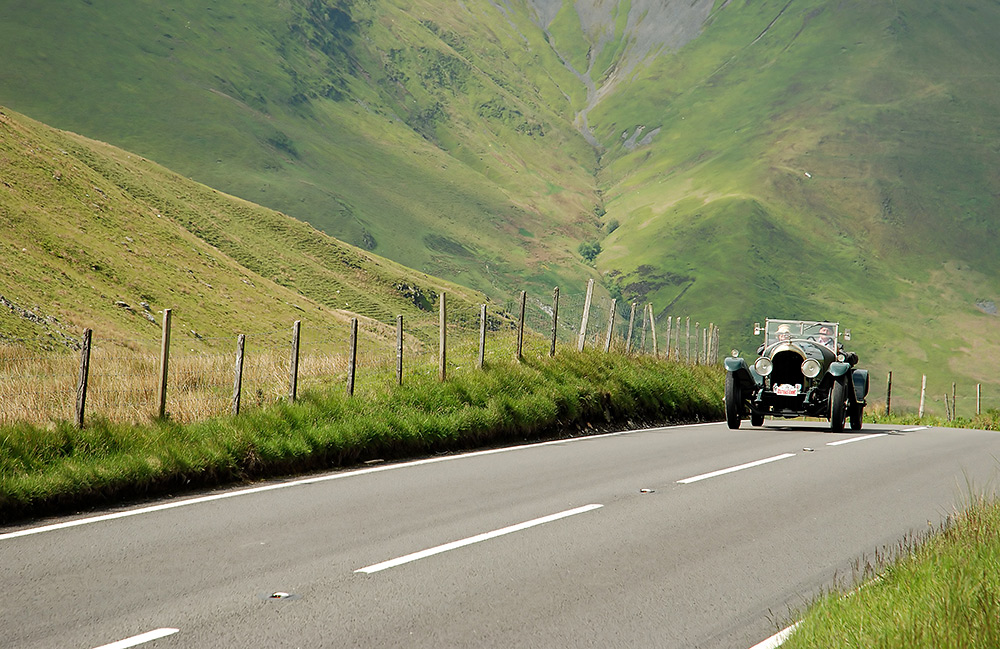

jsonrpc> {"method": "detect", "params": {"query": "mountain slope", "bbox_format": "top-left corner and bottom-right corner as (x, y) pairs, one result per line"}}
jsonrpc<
(0, 107), (483, 351)
(1, 0), (998, 410)
(587, 0), (1000, 407)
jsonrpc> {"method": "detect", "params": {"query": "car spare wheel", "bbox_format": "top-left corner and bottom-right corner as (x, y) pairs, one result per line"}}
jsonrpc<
(849, 402), (863, 430)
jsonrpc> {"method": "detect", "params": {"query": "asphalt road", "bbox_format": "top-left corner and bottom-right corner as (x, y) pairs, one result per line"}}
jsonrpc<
(3, 420), (1000, 649)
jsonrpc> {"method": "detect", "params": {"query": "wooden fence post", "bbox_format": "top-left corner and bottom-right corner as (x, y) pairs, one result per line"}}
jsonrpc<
(157, 308), (171, 420)
(231, 334), (245, 416)
(885, 371), (892, 417)
(604, 298), (617, 352)
(675, 318), (682, 361)
(664, 316), (672, 360)
(439, 292), (447, 382)
(918, 374), (926, 418)
(516, 290), (526, 361)
(347, 317), (358, 396)
(289, 320), (301, 402)
(685, 317), (691, 363)
(478, 305), (487, 369)
(550, 287), (559, 357)
(578, 279), (594, 351)
(640, 306), (648, 352)
(397, 315), (404, 386)
(625, 302), (636, 354)
(649, 304), (658, 358)
(977, 383), (982, 416)
(75, 328), (92, 429)
(952, 382), (957, 420)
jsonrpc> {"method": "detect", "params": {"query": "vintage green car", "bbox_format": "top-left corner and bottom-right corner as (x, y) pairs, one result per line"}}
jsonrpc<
(724, 319), (869, 431)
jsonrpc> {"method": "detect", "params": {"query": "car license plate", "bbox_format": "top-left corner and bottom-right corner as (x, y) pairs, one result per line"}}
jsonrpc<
(775, 384), (799, 396)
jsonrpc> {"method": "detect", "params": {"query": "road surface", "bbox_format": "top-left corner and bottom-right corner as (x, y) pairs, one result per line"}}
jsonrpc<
(3, 420), (999, 648)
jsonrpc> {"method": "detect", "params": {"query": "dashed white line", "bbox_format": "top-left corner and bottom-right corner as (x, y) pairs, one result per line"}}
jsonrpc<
(677, 453), (796, 485)
(355, 504), (603, 574)
(826, 433), (888, 446)
(0, 422), (704, 542)
(93, 628), (178, 649)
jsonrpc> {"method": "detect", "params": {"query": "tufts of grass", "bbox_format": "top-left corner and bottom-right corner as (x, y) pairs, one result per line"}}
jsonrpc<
(0, 347), (723, 524)
(782, 491), (1000, 648)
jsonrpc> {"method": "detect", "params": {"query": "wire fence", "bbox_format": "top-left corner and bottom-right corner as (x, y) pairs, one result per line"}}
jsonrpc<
(867, 371), (997, 420)
(0, 285), (723, 427)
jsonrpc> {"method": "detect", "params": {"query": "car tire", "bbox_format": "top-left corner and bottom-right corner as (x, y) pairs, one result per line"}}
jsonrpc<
(849, 402), (863, 430)
(751, 413), (764, 427)
(725, 372), (742, 430)
(830, 378), (847, 432)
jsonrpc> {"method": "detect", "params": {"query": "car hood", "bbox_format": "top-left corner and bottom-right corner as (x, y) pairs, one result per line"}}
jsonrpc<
(763, 340), (836, 364)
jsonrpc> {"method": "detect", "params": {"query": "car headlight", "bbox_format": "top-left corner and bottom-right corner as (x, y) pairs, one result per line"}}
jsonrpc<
(754, 357), (773, 376)
(801, 358), (821, 378)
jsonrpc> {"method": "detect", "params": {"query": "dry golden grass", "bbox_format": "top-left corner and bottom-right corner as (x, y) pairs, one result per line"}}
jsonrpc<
(0, 338), (441, 426)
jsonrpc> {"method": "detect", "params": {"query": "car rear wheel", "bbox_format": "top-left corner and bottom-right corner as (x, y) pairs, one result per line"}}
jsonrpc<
(830, 378), (847, 432)
(725, 372), (742, 429)
(849, 402), (863, 430)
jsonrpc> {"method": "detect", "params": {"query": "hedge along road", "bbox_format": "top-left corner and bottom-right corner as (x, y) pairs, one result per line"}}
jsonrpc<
(3, 420), (999, 649)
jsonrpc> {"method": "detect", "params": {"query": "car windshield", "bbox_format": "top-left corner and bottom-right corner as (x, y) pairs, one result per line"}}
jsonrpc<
(766, 319), (839, 350)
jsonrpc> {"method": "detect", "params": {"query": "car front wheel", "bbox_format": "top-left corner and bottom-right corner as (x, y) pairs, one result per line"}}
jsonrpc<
(830, 378), (848, 432)
(725, 372), (742, 429)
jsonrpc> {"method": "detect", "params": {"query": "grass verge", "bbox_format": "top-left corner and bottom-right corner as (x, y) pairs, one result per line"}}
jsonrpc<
(782, 490), (1000, 648)
(0, 348), (723, 525)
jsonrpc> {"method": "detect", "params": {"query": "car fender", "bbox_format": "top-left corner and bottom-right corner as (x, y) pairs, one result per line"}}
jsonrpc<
(724, 357), (759, 390)
(828, 361), (851, 378)
(850, 369), (870, 403)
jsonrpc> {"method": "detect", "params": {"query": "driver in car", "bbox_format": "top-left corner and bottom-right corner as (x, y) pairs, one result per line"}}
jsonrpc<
(814, 326), (834, 348)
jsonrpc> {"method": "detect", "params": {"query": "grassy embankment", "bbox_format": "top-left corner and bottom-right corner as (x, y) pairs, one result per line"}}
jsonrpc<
(783, 490), (1000, 648)
(0, 336), (724, 524)
(766, 407), (1000, 648)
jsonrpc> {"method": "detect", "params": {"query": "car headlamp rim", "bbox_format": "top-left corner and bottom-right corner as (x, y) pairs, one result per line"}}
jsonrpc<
(801, 358), (822, 378)
(754, 357), (774, 376)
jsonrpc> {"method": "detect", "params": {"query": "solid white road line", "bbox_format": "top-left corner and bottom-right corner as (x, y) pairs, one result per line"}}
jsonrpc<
(747, 623), (799, 649)
(1, 422), (711, 542)
(93, 628), (179, 649)
(902, 426), (930, 432)
(826, 433), (888, 446)
(676, 453), (796, 485)
(355, 504), (603, 574)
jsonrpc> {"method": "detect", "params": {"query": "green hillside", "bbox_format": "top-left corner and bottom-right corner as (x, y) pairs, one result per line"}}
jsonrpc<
(0, 107), (483, 352)
(1, 0), (998, 412)
(589, 0), (1000, 410)
(0, 0), (602, 302)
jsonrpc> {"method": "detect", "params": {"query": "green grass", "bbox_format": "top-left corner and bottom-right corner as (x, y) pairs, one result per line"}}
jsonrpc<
(589, 0), (1000, 405)
(782, 491), (1000, 648)
(3, 0), (999, 403)
(0, 345), (724, 524)
(0, 106), (484, 351)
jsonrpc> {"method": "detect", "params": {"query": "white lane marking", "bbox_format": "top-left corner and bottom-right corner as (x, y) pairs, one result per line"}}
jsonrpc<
(748, 623), (799, 649)
(902, 426), (929, 432)
(676, 453), (796, 484)
(355, 504), (603, 574)
(826, 433), (887, 446)
(0, 422), (711, 542)
(93, 628), (179, 649)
